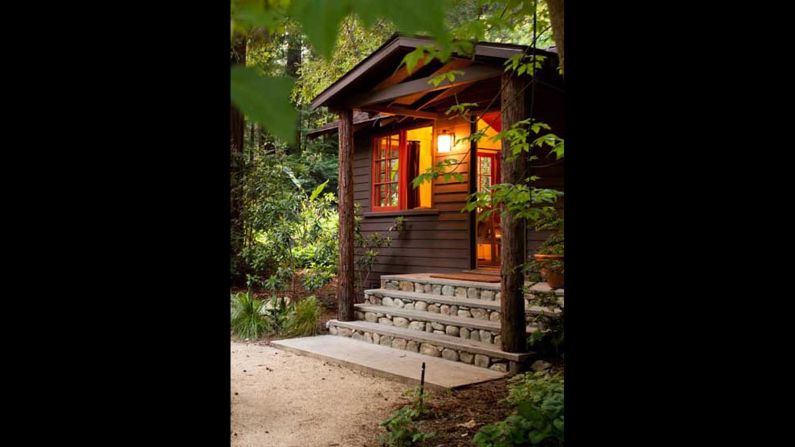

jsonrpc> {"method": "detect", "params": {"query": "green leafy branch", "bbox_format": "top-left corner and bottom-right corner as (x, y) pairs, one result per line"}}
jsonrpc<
(504, 53), (547, 77)
(464, 183), (562, 223)
(428, 69), (464, 87)
(411, 158), (466, 189)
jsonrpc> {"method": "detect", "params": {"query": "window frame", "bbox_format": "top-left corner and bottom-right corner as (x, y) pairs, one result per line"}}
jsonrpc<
(371, 130), (407, 212)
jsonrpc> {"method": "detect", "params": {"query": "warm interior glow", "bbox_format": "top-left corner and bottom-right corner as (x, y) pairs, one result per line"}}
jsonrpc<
(476, 118), (502, 150)
(437, 131), (453, 153)
(405, 126), (433, 208)
(477, 243), (492, 261)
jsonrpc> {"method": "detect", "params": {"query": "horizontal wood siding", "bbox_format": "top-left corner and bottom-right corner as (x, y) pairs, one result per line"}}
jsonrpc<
(353, 118), (472, 288)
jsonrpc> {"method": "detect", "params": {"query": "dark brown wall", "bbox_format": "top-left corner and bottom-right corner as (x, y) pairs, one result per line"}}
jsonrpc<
(353, 117), (473, 289)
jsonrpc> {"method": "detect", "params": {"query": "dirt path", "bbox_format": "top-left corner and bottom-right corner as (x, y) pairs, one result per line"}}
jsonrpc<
(231, 340), (410, 447)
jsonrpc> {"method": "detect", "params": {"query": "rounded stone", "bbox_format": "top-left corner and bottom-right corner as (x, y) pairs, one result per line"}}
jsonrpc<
(351, 332), (364, 341)
(459, 352), (474, 364)
(445, 325), (460, 336)
(469, 331), (480, 342)
(392, 338), (407, 350)
(420, 343), (441, 357)
(457, 310), (472, 318)
(474, 354), (490, 368)
(393, 317), (409, 328)
(355, 311), (365, 320)
(382, 297), (394, 307)
(329, 325), (338, 335)
(449, 305), (459, 315)
(425, 322), (433, 332)
(480, 290), (495, 301)
(490, 362), (508, 372)
(431, 322), (445, 331)
(406, 340), (420, 352)
(489, 311), (500, 321)
(385, 281), (398, 290)
(408, 321), (425, 331)
(441, 348), (459, 362)
(440, 305), (451, 315)
(467, 288), (479, 299)
(338, 327), (352, 337)
(414, 283), (424, 293)
(402, 302), (414, 310)
(494, 335), (501, 346)
(414, 301), (428, 311)
(480, 330), (493, 344)
(372, 333), (380, 344)
(423, 284), (433, 293)
(433, 330), (445, 335)
(455, 287), (467, 298)
(471, 308), (488, 320)
(399, 281), (414, 291)
(442, 285), (455, 296)
(378, 318), (393, 326)
(495, 292), (501, 300)
(393, 298), (404, 308)
(379, 335), (393, 346)
(460, 327), (470, 339)
(365, 312), (378, 322)
(363, 332), (373, 343)
(432, 285), (442, 295)
(427, 304), (441, 313)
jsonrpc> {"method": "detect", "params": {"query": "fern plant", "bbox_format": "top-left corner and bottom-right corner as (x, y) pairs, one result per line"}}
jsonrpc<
(230, 292), (269, 339)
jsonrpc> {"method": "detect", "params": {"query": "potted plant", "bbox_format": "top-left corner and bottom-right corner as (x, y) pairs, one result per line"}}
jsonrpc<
(532, 217), (564, 289)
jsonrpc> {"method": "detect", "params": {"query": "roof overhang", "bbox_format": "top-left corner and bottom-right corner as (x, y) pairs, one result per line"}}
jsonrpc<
(310, 35), (557, 111)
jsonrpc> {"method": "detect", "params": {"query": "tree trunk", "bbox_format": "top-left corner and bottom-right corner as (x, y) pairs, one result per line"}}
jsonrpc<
(500, 73), (528, 353)
(286, 32), (303, 153)
(544, 0), (564, 73)
(336, 109), (355, 321)
(230, 33), (247, 279)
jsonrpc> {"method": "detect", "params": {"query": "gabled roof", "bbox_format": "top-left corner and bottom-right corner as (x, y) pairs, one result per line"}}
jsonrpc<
(310, 34), (557, 110)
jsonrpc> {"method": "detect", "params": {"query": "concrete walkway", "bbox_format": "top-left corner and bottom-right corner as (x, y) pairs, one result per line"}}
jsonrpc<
(271, 335), (505, 391)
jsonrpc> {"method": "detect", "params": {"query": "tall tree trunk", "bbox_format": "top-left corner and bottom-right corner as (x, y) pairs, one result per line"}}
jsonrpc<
(230, 33), (247, 280)
(285, 32), (302, 153)
(336, 109), (355, 321)
(500, 73), (528, 354)
(544, 0), (564, 73)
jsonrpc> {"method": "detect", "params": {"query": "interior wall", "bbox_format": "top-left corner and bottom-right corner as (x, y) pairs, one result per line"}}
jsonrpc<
(405, 126), (432, 208)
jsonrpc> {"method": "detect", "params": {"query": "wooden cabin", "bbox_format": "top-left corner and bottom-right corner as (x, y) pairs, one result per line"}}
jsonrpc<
(308, 34), (563, 356)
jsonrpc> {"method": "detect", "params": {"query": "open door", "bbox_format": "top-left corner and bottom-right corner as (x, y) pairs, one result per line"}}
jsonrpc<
(476, 151), (501, 267)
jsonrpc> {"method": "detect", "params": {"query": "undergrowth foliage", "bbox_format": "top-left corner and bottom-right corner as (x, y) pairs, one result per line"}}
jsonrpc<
(230, 292), (324, 339)
(473, 372), (564, 447)
(379, 386), (434, 447)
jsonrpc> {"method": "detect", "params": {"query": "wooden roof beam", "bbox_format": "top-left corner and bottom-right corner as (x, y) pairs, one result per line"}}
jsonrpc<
(343, 64), (502, 109)
(359, 105), (441, 121)
(415, 83), (474, 111)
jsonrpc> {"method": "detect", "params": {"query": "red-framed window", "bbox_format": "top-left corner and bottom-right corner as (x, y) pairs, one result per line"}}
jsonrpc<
(372, 131), (407, 211)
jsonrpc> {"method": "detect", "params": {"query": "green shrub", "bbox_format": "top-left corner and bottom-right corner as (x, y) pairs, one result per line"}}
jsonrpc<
(379, 387), (434, 447)
(230, 292), (269, 339)
(473, 372), (564, 447)
(286, 295), (323, 336)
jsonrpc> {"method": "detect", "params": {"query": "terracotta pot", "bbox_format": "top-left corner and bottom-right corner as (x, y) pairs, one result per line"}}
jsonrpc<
(534, 254), (564, 289)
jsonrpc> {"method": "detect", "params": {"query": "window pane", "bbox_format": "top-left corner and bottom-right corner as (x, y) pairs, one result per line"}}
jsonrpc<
(387, 183), (399, 207)
(376, 184), (386, 206)
(390, 158), (400, 182)
(389, 135), (400, 158)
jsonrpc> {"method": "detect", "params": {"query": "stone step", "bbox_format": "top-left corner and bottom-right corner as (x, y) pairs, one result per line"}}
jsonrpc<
(364, 288), (560, 319)
(354, 303), (503, 344)
(364, 288), (501, 321)
(327, 319), (533, 372)
(380, 273), (564, 302)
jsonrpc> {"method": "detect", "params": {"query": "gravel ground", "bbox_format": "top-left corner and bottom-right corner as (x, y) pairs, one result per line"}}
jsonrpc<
(231, 340), (410, 447)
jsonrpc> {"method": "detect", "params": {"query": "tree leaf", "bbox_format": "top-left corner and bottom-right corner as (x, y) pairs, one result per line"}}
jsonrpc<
(289, 0), (350, 59)
(309, 180), (329, 201)
(230, 67), (297, 144)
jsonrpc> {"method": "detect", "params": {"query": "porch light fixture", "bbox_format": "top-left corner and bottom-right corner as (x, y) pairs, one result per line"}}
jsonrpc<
(437, 130), (454, 153)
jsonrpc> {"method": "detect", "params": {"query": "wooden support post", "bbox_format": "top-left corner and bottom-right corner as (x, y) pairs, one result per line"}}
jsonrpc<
(337, 109), (355, 321)
(500, 73), (528, 353)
